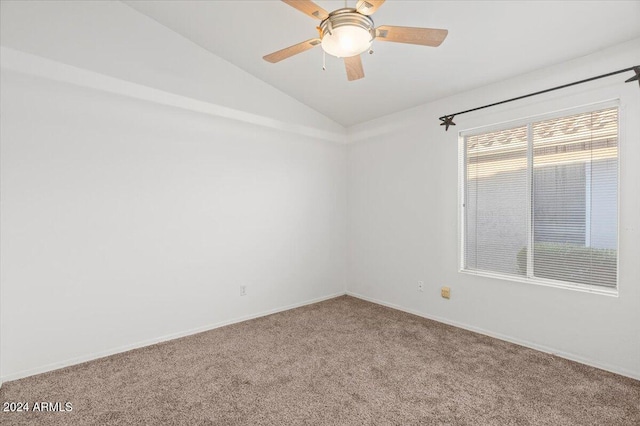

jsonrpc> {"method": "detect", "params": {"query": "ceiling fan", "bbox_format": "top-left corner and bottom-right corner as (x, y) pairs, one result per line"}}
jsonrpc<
(263, 0), (448, 81)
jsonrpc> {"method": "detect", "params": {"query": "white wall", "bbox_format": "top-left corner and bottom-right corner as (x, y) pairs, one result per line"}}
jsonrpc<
(0, 69), (347, 381)
(347, 39), (640, 379)
(0, 1), (347, 382)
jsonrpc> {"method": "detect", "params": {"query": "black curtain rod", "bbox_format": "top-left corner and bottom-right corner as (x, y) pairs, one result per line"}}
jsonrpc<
(439, 65), (640, 131)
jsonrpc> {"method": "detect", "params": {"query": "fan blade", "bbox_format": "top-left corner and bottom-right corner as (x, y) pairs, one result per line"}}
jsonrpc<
(263, 39), (321, 63)
(375, 25), (448, 47)
(356, 0), (385, 15)
(281, 0), (329, 20)
(344, 55), (365, 81)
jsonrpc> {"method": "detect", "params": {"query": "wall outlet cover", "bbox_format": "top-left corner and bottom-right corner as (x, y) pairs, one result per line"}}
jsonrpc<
(441, 286), (451, 299)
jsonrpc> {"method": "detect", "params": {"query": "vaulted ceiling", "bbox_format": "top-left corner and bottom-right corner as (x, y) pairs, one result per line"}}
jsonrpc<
(124, 1), (640, 127)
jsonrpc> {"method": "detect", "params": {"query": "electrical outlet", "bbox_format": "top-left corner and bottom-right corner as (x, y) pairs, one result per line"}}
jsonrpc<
(240, 285), (247, 296)
(441, 286), (451, 299)
(417, 281), (424, 292)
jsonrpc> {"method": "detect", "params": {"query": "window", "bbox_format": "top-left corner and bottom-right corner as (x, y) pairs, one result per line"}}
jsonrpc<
(460, 105), (618, 291)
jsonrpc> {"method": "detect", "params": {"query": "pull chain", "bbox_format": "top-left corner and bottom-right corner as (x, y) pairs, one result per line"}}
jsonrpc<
(322, 50), (326, 71)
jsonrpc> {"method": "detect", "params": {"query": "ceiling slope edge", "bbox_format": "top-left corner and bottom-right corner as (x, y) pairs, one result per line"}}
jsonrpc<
(0, 47), (347, 144)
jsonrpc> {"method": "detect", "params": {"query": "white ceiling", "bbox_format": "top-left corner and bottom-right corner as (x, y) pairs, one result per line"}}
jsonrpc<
(123, 0), (640, 127)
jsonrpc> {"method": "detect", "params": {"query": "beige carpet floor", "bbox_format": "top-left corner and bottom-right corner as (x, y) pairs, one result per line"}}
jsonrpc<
(1, 295), (639, 425)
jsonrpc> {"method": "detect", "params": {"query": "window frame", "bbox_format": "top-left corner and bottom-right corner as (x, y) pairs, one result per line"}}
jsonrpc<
(458, 100), (620, 296)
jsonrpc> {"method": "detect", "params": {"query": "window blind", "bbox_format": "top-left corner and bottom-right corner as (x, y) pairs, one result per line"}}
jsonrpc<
(462, 107), (618, 289)
(465, 126), (529, 276)
(531, 108), (618, 288)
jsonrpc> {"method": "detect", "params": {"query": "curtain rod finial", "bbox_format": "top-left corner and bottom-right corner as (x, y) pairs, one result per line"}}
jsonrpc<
(624, 66), (640, 87)
(440, 115), (456, 131)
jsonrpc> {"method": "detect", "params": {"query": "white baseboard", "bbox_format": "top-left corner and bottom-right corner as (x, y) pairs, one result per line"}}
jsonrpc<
(346, 291), (640, 381)
(1, 292), (346, 384)
(5, 291), (637, 383)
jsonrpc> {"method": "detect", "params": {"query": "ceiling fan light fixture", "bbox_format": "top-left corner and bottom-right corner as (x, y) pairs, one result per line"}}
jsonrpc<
(321, 25), (372, 57)
(319, 9), (374, 58)
(265, 1), (448, 82)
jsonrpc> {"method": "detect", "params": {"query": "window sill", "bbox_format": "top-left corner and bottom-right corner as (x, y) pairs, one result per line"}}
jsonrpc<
(459, 269), (618, 297)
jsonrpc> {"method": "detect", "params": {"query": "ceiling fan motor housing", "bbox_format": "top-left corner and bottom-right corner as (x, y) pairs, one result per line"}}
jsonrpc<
(319, 8), (375, 58)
